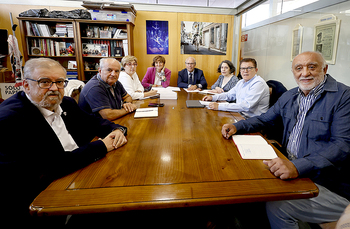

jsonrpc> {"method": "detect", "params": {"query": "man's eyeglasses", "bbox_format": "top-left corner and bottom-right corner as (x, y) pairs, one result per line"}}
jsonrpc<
(185, 63), (196, 65)
(240, 67), (255, 72)
(26, 78), (68, 89)
(125, 63), (137, 67)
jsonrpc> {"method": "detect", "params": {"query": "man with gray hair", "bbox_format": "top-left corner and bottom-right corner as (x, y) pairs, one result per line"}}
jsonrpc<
(0, 58), (128, 226)
(177, 56), (207, 90)
(79, 58), (137, 120)
(222, 51), (350, 228)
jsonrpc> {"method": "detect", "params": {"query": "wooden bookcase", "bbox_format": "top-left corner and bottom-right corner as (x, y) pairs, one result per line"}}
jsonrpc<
(17, 17), (134, 81)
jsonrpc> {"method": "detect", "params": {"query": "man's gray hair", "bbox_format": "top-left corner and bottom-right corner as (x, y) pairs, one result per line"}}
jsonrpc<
(185, 57), (196, 64)
(24, 58), (66, 79)
(292, 51), (328, 69)
(99, 58), (121, 70)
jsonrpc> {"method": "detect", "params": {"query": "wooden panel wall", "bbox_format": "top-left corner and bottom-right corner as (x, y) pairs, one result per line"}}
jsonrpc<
(134, 11), (234, 88)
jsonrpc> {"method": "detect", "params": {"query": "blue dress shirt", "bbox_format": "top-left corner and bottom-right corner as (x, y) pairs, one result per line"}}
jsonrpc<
(211, 75), (270, 117)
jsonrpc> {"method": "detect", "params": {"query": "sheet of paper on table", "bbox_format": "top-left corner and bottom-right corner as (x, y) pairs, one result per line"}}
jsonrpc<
(134, 107), (158, 118)
(232, 135), (278, 159)
(198, 89), (218, 95)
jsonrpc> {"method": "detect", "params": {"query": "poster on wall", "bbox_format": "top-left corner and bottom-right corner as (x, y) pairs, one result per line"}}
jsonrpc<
(291, 24), (303, 61)
(146, 20), (169, 55)
(180, 21), (228, 55)
(313, 14), (341, 64)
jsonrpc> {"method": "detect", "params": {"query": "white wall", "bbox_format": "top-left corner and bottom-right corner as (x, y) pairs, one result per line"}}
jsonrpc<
(241, 1), (350, 89)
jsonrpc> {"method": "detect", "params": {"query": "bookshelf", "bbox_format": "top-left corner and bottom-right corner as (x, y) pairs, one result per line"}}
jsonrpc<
(17, 17), (134, 81)
(75, 19), (134, 81)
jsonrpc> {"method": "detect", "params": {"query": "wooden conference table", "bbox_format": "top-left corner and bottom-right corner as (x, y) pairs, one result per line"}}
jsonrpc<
(30, 89), (318, 217)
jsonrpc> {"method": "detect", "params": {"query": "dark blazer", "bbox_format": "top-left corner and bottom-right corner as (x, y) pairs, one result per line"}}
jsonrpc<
(0, 91), (126, 225)
(177, 68), (207, 89)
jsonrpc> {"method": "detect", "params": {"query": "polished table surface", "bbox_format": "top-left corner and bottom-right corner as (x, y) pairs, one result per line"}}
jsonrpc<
(30, 89), (318, 217)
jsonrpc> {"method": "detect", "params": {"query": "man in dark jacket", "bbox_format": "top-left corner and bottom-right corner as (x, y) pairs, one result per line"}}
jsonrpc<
(0, 58), (127, 226)
(177, 57), (207, 90)
(222, 51), (350, 228)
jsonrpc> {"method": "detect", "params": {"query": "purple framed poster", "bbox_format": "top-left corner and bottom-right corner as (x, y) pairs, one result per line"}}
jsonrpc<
(146, 20), (169, 55)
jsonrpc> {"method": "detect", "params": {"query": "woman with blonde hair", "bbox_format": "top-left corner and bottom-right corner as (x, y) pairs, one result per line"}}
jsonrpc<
(118, 55), (158, 100)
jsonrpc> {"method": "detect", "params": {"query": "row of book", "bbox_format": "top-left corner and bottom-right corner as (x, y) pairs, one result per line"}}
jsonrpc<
(82, 39), (128, 57)
(26, 21), (74, 38)
(28, 38), (75, 57)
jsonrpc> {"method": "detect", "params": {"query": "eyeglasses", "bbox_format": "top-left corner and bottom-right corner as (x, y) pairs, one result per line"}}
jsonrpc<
(26, 78), (68, 89)
(125, 63), (137, 67)
(240, 67), (255, 72)
(185, 63), (195, 65)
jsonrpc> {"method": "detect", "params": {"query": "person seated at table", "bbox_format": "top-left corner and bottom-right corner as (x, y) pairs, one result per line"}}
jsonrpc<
(210, 60), (239, 94)
(202, 58), (269, 118)
(118, 55), (158, 100)
(0, 58), (128, 226)
(141, 55), (171, 88)
(222, 51), (350, 229)
(79, 58), (137, 121)
(177, 56), (207, 90)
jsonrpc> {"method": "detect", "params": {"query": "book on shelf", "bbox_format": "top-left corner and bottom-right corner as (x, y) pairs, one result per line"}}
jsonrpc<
(59, 42), (67, 56)
(56, 23), (68, 37)
(66, 43), (75, 56)
(122, 40), (128, 56)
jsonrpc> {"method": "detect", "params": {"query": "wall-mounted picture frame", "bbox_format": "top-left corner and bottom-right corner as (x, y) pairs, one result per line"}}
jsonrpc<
(146, 20), (169, 55)
(313, 14), (341, 65)
(180, 21), (228, 55)
(291, 24), (303, 61)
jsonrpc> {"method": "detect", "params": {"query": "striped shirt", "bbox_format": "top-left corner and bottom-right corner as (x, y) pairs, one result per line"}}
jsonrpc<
(286, 75), (327, 159)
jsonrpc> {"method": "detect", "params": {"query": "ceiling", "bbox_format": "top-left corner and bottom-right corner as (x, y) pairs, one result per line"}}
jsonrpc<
(76, 0), (267, 14)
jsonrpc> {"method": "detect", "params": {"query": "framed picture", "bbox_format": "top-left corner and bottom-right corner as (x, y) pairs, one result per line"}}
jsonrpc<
(291, 24), (303, 61)
(31, 46), (42, 55)
(114, 47), (122, 57)
(146, 20), (169, 55)
(181, 21), (227, 55)
(313, 14), (341, 65)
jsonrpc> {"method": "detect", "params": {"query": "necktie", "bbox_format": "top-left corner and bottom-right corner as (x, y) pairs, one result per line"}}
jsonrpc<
(189, 72), (193, 85)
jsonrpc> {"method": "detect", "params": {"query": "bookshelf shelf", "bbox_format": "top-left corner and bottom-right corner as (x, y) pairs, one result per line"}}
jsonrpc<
(18, 17), (134, 81)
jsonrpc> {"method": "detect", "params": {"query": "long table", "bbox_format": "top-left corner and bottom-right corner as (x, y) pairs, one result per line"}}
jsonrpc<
(30, 89), (318, 217)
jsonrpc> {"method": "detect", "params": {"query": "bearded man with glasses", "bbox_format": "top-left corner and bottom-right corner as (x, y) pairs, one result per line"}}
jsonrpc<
(0, 58), (128, 226)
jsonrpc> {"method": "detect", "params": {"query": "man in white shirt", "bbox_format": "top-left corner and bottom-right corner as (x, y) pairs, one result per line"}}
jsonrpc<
(203, 58), (269, 118)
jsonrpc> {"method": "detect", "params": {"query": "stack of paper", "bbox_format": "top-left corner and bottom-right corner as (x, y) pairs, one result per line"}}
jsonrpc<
(232, 135), (278, 159)
(155, 87), (178, 100)
(134, 108), (158, 118)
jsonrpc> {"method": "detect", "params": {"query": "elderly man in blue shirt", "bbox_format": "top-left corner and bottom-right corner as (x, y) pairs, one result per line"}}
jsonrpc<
(79, 58), (137, 121)
(202, 58), (269, 118)
(222, 51), (350, 228)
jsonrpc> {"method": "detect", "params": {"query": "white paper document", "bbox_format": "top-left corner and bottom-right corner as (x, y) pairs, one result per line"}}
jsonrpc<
(198, 89), (218, 95)
(134, 108), (158, 118)
(232, 135), (278, 159)
(155, 87), (177, 99)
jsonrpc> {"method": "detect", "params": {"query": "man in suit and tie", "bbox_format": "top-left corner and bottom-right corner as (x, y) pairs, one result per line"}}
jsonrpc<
(177, 57), (207, 90)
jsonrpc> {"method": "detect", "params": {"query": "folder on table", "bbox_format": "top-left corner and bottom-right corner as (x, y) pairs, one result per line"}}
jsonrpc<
(186, 100), (205, 108)
(134, 108), (158, 118)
